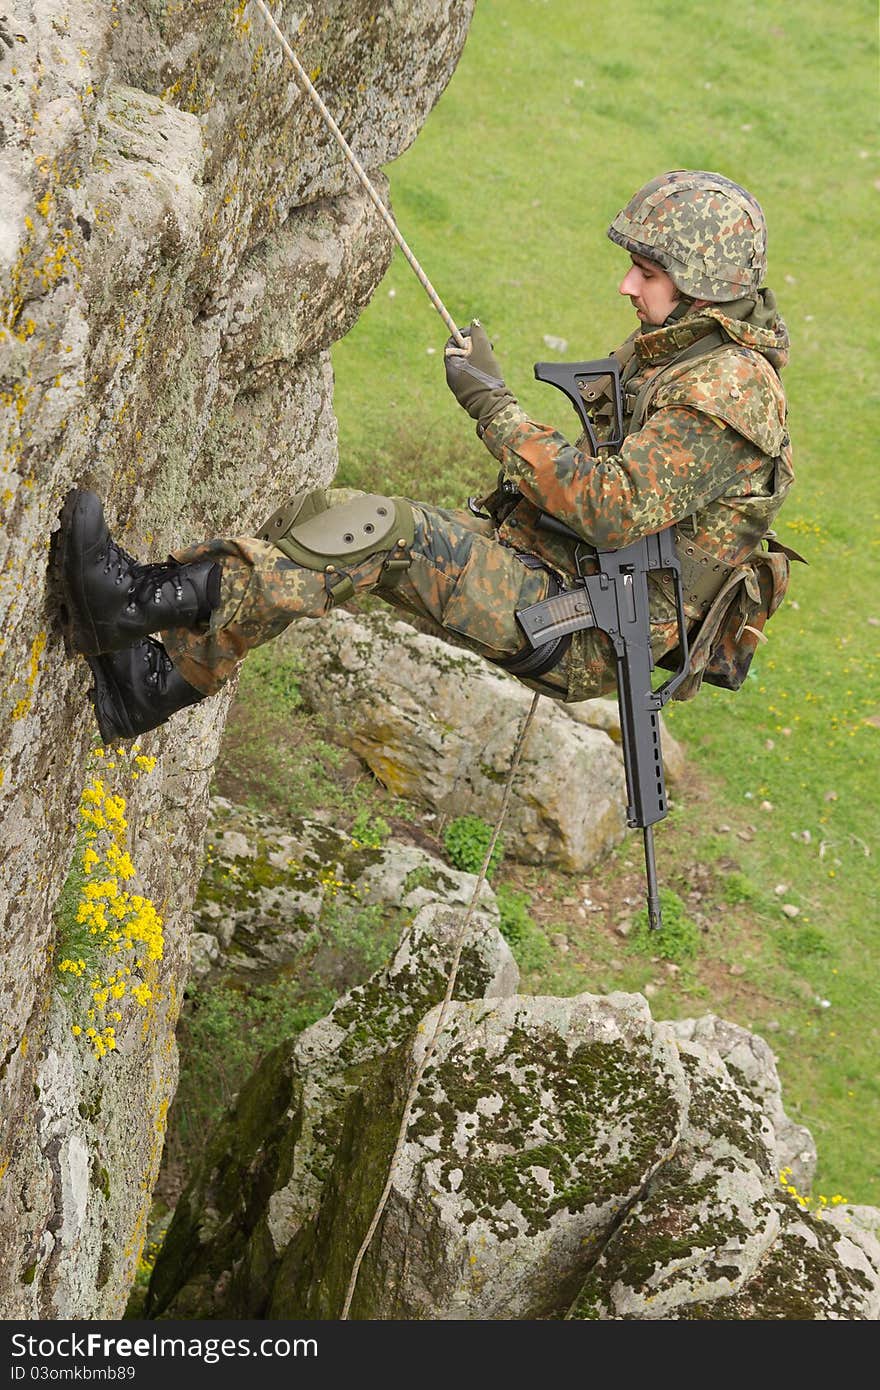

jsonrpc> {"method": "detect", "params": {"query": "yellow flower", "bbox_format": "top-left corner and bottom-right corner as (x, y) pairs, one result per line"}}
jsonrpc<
(84, 879), (118, 900)
(62, 760), (165, 1047)
(80, 779), (106, 805)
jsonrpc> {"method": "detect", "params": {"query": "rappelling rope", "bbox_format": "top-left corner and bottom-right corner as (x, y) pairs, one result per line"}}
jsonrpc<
(339, 690), (541, 1320)
(253, 0), (467, 347)
(250, 0), (537, 1317)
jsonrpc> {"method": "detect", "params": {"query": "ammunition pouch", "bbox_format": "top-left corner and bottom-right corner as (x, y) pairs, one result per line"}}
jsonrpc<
(663, 536), (806, 701)
(258, 490), (414, 604)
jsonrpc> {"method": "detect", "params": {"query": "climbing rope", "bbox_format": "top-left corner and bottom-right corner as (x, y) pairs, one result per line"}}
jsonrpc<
(253, 0), (467, 347)
(340, 691), (541, 1320)
(250, 0), (540, 1315)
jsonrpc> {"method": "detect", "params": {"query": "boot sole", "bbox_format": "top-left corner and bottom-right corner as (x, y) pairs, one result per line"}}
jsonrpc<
(54, 488), (108, 657)
(84, 653), (136, 744)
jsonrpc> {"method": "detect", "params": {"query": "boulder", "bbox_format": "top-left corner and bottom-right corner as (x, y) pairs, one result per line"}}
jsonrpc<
(147, 914), (880, 1319)
(284, 609), (629, 871)
(666, 1014), (816, 1192)
(571, 1026), (878, 1320)
(145, 899), (517, 1318)
(189, 794), (499, 986)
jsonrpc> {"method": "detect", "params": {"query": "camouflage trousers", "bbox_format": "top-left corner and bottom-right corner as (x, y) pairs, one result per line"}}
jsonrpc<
(161, 493), (585, 699)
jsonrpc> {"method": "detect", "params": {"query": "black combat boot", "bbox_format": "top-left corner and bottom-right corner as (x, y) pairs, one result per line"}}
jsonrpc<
(85, 638), (206, 743)
(57, 489), (221, 655)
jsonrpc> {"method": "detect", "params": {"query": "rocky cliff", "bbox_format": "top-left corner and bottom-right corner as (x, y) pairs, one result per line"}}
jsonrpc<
(0, 0), (474, 1319)
(147, 893), (880, 1321)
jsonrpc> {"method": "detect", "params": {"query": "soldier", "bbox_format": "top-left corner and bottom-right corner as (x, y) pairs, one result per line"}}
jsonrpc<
(56, 169), (794, 743)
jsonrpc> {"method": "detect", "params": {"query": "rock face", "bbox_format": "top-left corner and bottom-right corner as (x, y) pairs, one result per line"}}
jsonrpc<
(147, 914), (880, 1320)
(189, 795), (500, 983)
(146, 897), (517, 1320)
(0, 0), (474, 1318)
(284, 609), (631, 871)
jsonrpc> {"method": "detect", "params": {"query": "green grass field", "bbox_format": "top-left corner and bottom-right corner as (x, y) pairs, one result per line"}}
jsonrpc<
(327, 0), (880, 1201)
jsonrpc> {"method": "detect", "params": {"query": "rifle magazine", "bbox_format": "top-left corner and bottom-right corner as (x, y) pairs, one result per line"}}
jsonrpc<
(516, 586), (596, 648)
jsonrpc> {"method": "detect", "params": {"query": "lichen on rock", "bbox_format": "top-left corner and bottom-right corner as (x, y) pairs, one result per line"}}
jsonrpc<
(146, 896), (517, 1318)
(147, 944), (880, 1320)
(0, 0), (476, 1320)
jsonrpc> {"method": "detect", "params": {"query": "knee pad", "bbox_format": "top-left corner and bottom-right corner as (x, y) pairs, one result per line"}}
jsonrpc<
(258, 489), (415, 597)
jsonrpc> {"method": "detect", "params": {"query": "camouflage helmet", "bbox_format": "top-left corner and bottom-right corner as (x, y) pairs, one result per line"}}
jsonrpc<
(607, 170), (767, 301)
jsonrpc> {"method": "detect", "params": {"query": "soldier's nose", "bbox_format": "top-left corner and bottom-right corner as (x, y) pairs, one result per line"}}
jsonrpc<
(619, 267), (640, 296)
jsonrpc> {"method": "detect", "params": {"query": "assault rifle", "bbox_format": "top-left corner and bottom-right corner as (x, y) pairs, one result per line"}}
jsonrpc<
(514, 357), (692, 931)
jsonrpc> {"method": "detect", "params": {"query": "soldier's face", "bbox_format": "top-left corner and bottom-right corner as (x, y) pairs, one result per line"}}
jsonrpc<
(619, 255), (680, 326)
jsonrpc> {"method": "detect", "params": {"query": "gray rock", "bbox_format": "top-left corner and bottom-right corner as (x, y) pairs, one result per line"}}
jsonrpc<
(148, 901), (878, 1318)
(190, 795), (499, 984)
(300, 990), (690, 1320)
(665, 1014), (817, 1190)
(145, 899), (517, 1318)
(570, 1025), (880, 1320)
(285, 609), (629, 871)
(0, 0), (475, 1320)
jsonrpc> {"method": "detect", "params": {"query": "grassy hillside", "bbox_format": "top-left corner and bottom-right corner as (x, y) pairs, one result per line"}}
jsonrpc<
(326, 0), (880, 1201)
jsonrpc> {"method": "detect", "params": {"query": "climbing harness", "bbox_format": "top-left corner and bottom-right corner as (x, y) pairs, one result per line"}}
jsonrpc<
(253, 1), (466, 347)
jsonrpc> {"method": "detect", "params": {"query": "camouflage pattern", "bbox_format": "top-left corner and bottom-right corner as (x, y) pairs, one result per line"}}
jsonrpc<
(607, 170), (768, 302)
(480, 291), (793, 699)
(161, 501), (570, 699)
(675, 545), (791, 700)
(163, 294), (792, 708)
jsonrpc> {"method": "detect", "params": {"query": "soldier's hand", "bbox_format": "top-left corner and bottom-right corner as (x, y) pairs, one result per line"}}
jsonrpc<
(444, 320), (516, 427)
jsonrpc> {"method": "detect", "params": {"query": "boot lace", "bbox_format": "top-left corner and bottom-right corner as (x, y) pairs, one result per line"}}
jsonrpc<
(141, 638), (175, 689)
(98, 537), (140, 588)
(127, 563), (186, 611)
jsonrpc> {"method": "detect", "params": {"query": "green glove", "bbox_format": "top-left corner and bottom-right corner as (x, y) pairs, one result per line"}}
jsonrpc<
(444, 320), (516, 427)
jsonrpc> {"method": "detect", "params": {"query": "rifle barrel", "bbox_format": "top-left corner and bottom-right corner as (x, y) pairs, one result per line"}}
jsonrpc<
(643, 826), (663, 932)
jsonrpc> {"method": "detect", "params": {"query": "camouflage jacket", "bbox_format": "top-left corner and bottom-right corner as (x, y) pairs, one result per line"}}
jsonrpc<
(479, 292), (793, 700)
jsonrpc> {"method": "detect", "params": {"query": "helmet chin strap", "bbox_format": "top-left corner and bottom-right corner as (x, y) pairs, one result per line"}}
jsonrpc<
(663, 297), (695, 326)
